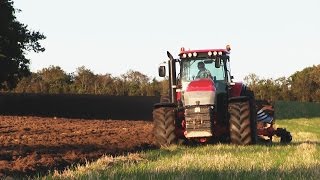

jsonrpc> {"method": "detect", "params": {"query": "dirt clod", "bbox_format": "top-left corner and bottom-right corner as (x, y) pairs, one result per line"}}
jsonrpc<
(0, 116), (156, 177)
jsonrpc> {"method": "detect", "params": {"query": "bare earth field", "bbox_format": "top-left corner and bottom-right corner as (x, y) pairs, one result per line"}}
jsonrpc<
(0, 116), (155, 177)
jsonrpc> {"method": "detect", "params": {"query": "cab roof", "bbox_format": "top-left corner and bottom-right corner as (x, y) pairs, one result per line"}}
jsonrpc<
(178, 47), (230, 59)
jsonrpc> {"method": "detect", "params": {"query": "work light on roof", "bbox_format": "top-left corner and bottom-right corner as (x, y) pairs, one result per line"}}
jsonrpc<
(213, 51), (217, 56)
(188, 53), (192, 57)
(218, 51), (223, 55)
(208, 51), (212, 56)
(193, 52), (197, 57)
(182, 53), (187, 58)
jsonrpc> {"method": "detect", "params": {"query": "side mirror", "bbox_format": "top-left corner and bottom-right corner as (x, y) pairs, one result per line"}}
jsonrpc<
(158, 65), (166, 77)
(215, 57), (221, 68)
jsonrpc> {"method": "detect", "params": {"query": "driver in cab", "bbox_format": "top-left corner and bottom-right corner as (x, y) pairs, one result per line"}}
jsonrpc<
(196, 61), (212, 79)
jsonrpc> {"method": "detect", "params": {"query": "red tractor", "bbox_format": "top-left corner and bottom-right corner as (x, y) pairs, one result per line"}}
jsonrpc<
(153, 46), (291, 146)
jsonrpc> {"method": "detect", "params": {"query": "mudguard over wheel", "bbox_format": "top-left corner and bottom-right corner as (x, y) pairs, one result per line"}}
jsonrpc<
(160, 95), (170, 103)
(153, 107), (176, 147)
(229, 100), (255, 145)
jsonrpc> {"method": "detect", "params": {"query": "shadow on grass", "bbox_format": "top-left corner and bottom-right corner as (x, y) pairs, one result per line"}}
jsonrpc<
(76, 166), (320, 180)
(258, 139), (320, 147)
(279, 141), (320, 146)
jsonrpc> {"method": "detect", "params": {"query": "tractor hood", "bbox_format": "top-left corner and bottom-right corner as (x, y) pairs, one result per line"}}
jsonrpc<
(183, 78), (216, 106)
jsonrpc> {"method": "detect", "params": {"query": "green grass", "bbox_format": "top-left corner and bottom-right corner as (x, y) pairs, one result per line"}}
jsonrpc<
(43, 118), (320, 180)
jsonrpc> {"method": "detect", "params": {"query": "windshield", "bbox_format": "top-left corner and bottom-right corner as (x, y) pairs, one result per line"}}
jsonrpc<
(181, 58), (225, 82)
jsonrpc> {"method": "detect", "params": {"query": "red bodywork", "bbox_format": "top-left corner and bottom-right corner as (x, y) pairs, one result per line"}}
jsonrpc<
(176, 91), (182, 101)
(175, 79), (217, 140)
(186, 78), (216, 92)
(257, 126), (277, 137)
(175, 79), (246, 142)
(176, 79), (227, 141)
(229, 82), (243, 97)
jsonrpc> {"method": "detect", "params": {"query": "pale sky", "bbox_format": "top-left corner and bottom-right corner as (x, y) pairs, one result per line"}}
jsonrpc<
(14, 0), (320, 81)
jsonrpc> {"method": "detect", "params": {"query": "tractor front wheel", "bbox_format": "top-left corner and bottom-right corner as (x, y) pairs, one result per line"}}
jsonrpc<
(229, 100), (254, 145)
(153, 107), (176, 147)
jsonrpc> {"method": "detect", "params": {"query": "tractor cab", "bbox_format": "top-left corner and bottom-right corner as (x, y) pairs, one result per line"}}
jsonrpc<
(178, 47), (232, 104)
(158, 45), (233, 104)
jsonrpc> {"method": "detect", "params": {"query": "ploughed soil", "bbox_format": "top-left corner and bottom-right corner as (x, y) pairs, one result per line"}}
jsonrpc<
(0, 116), (156, 178)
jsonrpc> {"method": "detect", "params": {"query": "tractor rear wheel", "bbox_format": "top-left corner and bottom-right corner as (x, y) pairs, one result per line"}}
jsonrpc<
(153, 107), (176, 147)
(229, 100), (254, 145)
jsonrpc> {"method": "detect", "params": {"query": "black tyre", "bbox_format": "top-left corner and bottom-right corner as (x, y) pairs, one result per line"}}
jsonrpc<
(229, 100), (253, 145)
(245, 90), (257, 144)
(153, 107), (176, 147)
(276, 128), (292, 143)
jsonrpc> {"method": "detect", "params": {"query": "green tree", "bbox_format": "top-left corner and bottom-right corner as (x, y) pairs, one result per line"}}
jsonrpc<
(37, 66), (71, 93)
(93, 74), (114, 95)
(74, 66), (97, 94)
(121, 70), (150, 96)
(14, 73), (35, 93)
(146, 78), (162, 96)
(290, 65), (320, 102)
(0, 0), (46, 90)
(274, 77), (292, 101)
(113, 77), (128, 96)
(244, 73), (261, 97)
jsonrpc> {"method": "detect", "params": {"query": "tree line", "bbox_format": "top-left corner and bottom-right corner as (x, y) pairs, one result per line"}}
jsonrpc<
(0, 64), (319, 102)
(244, 65), (320, 102)
(2, 66), (168, 96)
